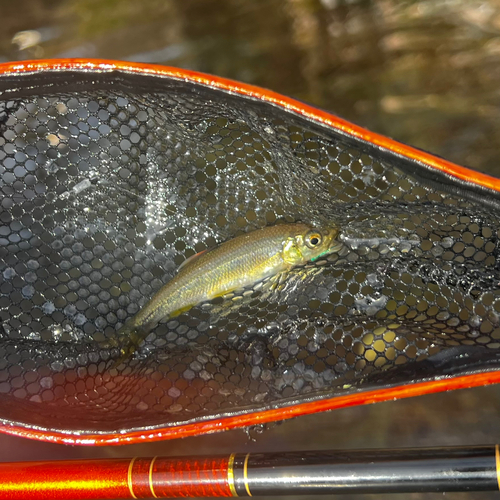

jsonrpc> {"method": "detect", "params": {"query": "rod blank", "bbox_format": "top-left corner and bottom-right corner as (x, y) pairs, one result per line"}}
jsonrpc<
(235, 447), (498, 495)
(0, 446), (498, 499)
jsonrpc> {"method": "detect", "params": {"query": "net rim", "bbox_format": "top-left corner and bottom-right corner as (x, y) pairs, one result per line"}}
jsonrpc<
(0, 370), (498, 446)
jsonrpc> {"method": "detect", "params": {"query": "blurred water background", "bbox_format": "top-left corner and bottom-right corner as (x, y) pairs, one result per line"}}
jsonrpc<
(2, 1), (500, 499)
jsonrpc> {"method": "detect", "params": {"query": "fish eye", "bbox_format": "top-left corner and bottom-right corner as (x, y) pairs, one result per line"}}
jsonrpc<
(305, 232), (322, 248)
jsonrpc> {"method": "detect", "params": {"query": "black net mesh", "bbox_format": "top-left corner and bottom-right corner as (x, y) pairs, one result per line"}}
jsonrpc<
(0, 69), (499, 436)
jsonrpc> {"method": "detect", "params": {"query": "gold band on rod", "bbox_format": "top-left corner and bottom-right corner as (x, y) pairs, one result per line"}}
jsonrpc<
(149, 456), (158, 498)
(228, 453), (238, 497)
(243, 453), (252, 497)
(127, 457), (138, 499)
(495, 444), (500, 491)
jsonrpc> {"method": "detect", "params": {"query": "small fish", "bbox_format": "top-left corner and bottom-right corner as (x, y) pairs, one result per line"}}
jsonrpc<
(114, 222), (342, 361)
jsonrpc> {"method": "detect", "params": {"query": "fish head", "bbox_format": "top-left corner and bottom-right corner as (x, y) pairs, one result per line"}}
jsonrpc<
(282, 223), (342, 265)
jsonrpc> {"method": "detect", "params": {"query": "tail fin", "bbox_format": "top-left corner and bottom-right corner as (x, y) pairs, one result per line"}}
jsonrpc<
(110, 323), (149, 368)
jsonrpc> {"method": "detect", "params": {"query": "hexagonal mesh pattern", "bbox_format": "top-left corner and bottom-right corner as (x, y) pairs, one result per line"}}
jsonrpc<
(0, 72), (499, 435)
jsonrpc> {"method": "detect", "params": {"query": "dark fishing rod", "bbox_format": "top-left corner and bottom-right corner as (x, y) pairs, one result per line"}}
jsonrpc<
(1, 445), (499, 499)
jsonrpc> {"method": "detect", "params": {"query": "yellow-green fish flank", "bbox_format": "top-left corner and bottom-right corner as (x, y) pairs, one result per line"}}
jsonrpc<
(116, 222), (341, 359)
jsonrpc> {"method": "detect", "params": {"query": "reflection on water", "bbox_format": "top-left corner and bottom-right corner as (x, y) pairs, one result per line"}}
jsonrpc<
(2, 2), (500, 499)
(2, 0), (500, 175)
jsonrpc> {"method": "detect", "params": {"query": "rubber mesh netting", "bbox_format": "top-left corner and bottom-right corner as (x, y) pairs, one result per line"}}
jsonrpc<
(0, 70), (499, 436)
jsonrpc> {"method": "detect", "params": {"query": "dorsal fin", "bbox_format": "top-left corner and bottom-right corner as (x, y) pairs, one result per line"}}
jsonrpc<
(178, 249), (209, 271)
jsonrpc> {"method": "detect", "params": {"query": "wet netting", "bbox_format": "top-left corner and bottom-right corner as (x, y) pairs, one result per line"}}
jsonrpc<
(0, 68), (500, 439)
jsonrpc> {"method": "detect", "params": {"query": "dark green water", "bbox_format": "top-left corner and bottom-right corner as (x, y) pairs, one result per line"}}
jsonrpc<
(3, 0), (500, 176)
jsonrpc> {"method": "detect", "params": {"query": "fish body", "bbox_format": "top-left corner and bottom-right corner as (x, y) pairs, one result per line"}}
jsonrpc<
(116, 222), (341, 359)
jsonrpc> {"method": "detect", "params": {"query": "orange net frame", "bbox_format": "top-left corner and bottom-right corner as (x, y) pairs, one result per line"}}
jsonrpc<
(0, 60), (499, 445)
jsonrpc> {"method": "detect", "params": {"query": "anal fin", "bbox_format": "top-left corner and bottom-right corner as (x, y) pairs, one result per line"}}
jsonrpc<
(169, 304), (195, 317)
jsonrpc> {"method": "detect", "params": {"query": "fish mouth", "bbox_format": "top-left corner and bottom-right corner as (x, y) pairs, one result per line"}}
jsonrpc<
(326, 225), (342, 248)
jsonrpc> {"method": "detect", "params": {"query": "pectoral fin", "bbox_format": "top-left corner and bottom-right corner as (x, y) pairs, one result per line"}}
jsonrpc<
(269, 272), (288, 291)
